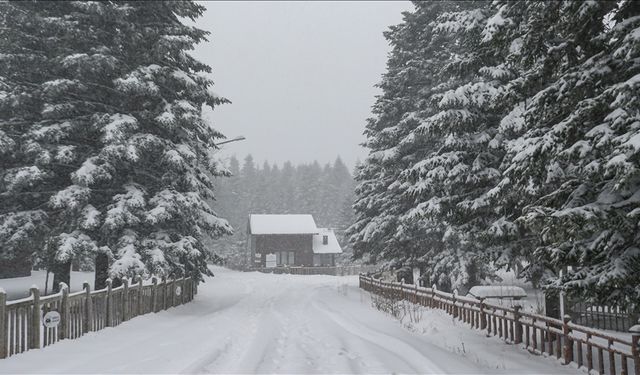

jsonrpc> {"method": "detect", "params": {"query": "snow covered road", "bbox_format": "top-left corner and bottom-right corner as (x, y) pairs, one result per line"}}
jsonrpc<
(0, 267), (575, 374)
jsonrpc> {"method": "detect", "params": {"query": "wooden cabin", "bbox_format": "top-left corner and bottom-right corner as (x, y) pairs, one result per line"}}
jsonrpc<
(247, 214), (342, 268)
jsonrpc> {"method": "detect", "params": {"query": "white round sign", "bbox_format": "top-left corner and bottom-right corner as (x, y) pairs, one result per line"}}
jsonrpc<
(175, 286), (182, 296)
(43, 311), (61, 328)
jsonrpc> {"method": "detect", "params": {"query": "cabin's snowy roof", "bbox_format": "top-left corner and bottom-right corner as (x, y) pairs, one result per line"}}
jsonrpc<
(249, 214), (319, 235)
(312, 228), (342, 254)
(467, 285), (527, 299)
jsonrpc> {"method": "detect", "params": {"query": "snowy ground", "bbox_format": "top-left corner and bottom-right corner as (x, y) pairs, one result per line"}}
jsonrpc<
(0, 267), (577, 374)
(0, 270), (95, 300)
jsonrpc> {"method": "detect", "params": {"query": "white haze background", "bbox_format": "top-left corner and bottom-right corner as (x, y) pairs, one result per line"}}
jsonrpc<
(192, 1), (413, 169)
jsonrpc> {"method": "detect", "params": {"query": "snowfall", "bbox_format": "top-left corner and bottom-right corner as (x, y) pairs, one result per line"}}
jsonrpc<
(0, 267), (577, 374)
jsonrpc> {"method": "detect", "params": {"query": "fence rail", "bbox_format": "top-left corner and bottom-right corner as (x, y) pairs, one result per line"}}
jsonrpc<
(570, 302), (636, 332)
(359, 275), (640, 375)
(0, 276), (197, 360)
(255, 265), (377, 276)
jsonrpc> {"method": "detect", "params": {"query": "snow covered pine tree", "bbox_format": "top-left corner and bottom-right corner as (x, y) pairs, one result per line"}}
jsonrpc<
(0, 1), (231, 290)
(352, 0), (640, 305)
(351, 1), (506, 292)
(349, 2), (444, 272)
(487, 0), (640, 305)
(395, 1), (513, 292)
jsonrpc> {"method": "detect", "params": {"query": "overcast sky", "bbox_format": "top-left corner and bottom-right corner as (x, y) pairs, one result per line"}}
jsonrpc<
(191, 1), (413, 170)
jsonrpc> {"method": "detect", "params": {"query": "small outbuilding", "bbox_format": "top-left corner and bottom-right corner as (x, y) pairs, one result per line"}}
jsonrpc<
(467, 285), (528, 300)
(312, 228), (342, 266)
(247, 214), (342, 268)
(467, 285), (528, 308)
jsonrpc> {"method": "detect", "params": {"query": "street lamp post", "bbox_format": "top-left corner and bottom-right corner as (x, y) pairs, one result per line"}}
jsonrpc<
(217, 136), (246, 146)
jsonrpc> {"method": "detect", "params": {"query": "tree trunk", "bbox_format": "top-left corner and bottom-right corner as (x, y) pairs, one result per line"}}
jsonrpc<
(44, 270), (50, 295)
(94, 252), (109, 290)
(52, 260), (71, 293)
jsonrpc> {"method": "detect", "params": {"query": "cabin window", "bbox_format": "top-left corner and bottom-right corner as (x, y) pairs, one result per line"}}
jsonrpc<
(323, 235), (328, 245)
(277, 251), (295, 266)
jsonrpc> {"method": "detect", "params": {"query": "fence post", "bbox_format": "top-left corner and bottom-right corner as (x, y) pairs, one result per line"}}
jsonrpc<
(59, 283), (69, 340)
(151, 277), (158, 313)
(630, 321), (640, 375)
(431, 284), (437, 309)
(563, 314), (573, 364)
(105, 279), (112, 327)
(29, 287), (40, 350)
(180, 278), (186, 305)
(170, 279), (176, 308)
(513, 305), (522, 344)
(452, 289), (458, 319)
(162, 277), (168, 310)
(83, 282), (92, 334)
(479, 298), (487, 331)
(122, 279), (129, 321)
(0, 290), (5, 359)
(137, 276), (143, 316)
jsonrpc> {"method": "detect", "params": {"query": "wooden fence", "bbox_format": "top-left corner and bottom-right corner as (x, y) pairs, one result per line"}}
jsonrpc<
(360, 275), (640, 375)
(0, 276), (196, 359)
(255, 265), (377, 276)
(570, 302), (637, 332)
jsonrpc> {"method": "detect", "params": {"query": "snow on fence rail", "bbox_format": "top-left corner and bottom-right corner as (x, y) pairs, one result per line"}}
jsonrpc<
(0, 276), (196, 359)
(255, 265), (377, 276)
(359, 275), (640, 375)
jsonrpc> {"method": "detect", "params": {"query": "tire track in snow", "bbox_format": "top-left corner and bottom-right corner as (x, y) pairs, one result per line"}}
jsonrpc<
(1, 268), (561, 374)
(311, 298), (446, 374)
(180, 275), (275, 374)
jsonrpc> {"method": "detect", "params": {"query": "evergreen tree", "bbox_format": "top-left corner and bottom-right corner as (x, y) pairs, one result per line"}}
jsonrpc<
(0, 2), (65, 278)
(349, 2), (443, 270)
(489, 0), (640, 305)
(278, 161), (296, 213)
(1, 1), (231, 288)
(394, 0), (509, 291)
(352, 0), (640, 305)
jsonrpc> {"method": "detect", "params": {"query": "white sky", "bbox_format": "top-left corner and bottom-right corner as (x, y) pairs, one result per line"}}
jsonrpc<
(191, 1), (413, 169)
